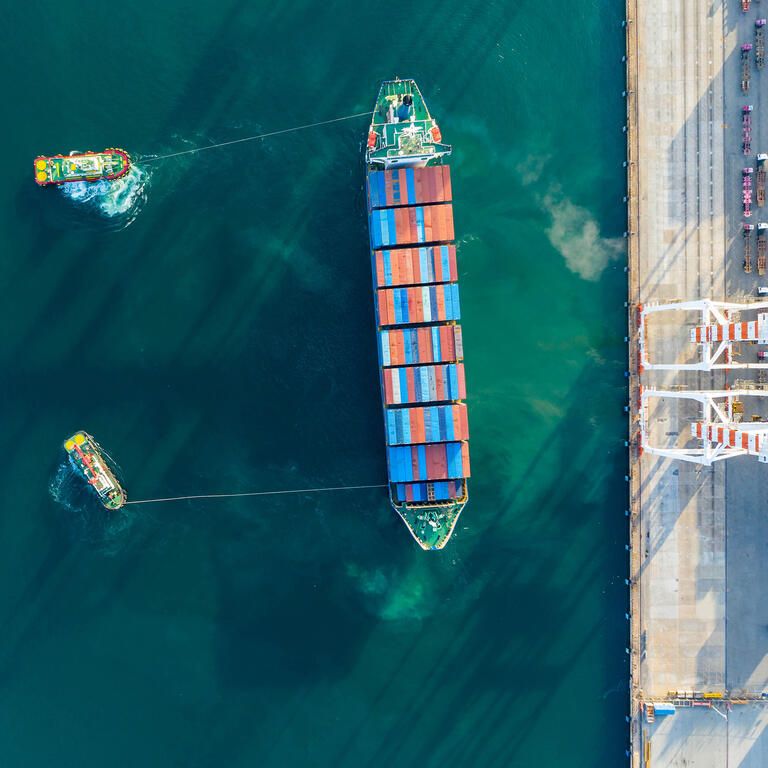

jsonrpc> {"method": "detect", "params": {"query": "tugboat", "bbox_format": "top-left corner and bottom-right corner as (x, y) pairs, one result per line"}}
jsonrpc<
(64, 432), (127, 510)
(365, 79), (470, 550)
(34, 149), (131, 186)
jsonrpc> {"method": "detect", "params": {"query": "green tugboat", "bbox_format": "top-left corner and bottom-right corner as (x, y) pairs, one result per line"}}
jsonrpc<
(64, 432), (127, 510)
(34, 149), (131, 186)
(366, 78), (470, 550)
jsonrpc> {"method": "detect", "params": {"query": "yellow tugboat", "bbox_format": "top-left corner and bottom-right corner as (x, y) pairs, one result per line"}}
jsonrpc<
(34, 149), (131, 186)
(64, 432), (126, 510)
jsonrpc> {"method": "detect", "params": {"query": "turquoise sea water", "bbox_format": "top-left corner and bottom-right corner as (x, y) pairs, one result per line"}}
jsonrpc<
(0, 1), (628, 765)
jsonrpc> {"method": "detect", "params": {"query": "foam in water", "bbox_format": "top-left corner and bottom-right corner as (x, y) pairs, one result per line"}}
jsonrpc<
(59, 163), (150, 225)
(49, 459), (137, 554)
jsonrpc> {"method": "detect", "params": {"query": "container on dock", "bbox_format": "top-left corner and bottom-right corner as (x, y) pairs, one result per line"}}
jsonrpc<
(385, 403), (469, 446)
(378, 324), (464, 366)
(382, 363), (467, 405)
(369, 204), (455, 248)
(386, 441), (471, 482)
(368, 166), (453, 209)
(374, 245), (458, 288)
(376, 283), (461, 326)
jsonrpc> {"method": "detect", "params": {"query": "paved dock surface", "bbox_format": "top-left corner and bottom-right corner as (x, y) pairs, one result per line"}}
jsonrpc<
(630, 0), (768, 765)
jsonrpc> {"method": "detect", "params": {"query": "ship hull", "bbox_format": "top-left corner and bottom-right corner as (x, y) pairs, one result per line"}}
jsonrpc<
(34, 149), (131, 186)
(365, 79), (470, 550)
(64, 431), (127, 510)
(393, 494), (468, 550)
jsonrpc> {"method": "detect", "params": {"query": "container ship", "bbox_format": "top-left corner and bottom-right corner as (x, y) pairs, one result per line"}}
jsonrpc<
(34, 149), (131, 186)
(365, 78), (470, 550)
(64, 432), (127, 510)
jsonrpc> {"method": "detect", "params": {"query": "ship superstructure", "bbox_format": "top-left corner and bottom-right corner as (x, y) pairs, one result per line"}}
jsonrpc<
(365, 78), (470, 549)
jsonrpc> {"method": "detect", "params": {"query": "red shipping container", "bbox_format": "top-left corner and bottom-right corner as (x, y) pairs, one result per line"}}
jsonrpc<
(416, 288), (426, 322)
(427, 444), (448, 480)
(440, 167), (451, 202)
(375, 167), (453, 207)
(436, 284), (446, 321)
(461, 442), (471, 477)
(411, 447), (420, 480)
(410, 208), (420, 243)
(397, 208), (409, 244)
(406, 289), (416, 323)
(452, 407), (461, 439)
(395, 332), (405, 365)
(447, 247), (458, 281)
(406, 252), (417, 284)
(386, 333), (397, 366)
(383, 370), (393, 403)
(435, 368), (446, 401)
(436, 204), (455, 242)
(407, 368), (417, 402)
(456, 363), (467, 398)
(380, 292), (388, 326)
(376, 256), (386, 287)
(414, 409), (427, 443)
(415, 328), (428, 361)
(454, 406), (469, 440)
(440, 326), (453, 359)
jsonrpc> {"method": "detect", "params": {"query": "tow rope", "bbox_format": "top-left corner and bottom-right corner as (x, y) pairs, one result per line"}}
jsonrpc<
(124, 482), (387, 505)
(142, 110), (374, 163)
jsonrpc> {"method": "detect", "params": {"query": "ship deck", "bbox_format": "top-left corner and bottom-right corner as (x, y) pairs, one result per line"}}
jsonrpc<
(367, 78), (450, 166)
(366, 80), (469, 550)
(35, 150), (129, 185)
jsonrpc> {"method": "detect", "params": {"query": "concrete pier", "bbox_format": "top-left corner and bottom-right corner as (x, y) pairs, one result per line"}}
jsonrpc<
(627, 0), (768, 765)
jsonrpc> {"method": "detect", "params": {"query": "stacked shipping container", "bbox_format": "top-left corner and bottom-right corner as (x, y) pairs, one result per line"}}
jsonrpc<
(367, 165), (470, 505)
(378, 325), (463, 366)
(374, 245), (457, 287)
(382, 363), (466, 405)
(368, 166), (452, 208)
(377, 283), (461, 326)
(369, 204), (455, 248)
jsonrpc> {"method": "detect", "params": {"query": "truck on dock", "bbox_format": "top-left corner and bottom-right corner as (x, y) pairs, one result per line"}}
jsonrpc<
(743, 44), (753, 92)
(744, 0), (752, 13)
(757, 20), (766, 68)
(758, 154), (767, 207)
(758, 222), (767, 275)
(745, 167), (754, 218)
(745, 223), (755, 273)
(744, 105), (753, 155)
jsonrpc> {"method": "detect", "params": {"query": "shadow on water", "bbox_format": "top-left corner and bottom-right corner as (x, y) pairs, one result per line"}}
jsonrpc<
(0, 1), (632, 765)
(336, 367), (630, 768)
(48, 453), (142, 555)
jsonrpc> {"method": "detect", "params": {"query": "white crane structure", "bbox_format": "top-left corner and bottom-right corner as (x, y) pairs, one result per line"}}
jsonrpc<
(640, 388), (768, 464)
(638, 299), (768, 371)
